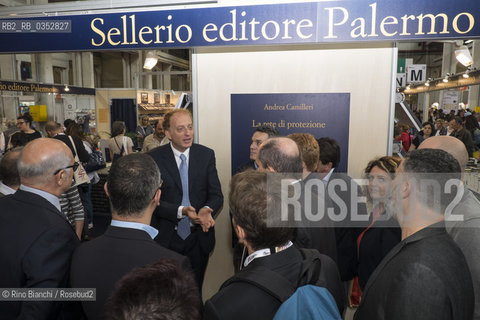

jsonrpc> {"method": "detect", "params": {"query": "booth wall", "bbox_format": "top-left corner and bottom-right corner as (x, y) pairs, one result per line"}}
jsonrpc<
(95, 89), (136, 138)
(194, 44), (395, 299)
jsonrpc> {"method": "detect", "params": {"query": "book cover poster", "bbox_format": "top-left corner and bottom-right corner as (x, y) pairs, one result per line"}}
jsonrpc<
(231, 93), (350, 174)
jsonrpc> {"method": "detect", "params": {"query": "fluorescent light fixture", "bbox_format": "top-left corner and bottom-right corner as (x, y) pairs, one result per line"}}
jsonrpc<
(455, 45), (473, 67)
(143, 51), (158, 70)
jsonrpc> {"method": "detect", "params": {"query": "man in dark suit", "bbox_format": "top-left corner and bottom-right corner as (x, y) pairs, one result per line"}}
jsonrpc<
(148, 109), (223, 289)
(0, 138), (79, 319)
(204, 170), (344, 319)
(316, 137), (368, 282)
(256, 136), (338, 262)
(70, 153), (191, 320)
(45, 121), (89, 163)
(355, 149), (474, 320)
(235, 124), (279, 173)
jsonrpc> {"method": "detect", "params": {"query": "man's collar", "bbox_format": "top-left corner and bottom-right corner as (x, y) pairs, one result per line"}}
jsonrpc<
(19, 184), (62, 213)
(0, 182), (16, 195)
(110, 219), (159, 239)
(170, 143), (190, 157)
(323, 168), (335, 183)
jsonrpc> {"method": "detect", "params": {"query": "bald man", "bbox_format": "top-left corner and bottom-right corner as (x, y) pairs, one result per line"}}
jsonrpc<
(0, 138), (80, 319)
(256, 137), (340, 269)
(419, 135), (480, 320)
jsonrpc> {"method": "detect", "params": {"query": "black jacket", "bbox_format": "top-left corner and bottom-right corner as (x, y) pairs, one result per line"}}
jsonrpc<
(54, 134), (90, 163)
(70, 226), (191, 320)
(355, 213), (401, 290)
(0, 190), (79, 319)
(355, 222), (474, 320)
(204, 246), (344, 320)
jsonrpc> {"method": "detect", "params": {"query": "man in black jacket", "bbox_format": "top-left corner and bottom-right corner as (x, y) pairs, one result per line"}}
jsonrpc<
(355, 149), (474, 320)
(0, 138), (79, 319)
(147, 109), (223, 289)
(70, 153), (192, 320)
(204, 170), (344, 320)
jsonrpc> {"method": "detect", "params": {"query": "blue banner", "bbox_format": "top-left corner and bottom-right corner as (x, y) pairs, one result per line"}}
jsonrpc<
(231, 93), (350, 174)
(0, 0), (479, 52)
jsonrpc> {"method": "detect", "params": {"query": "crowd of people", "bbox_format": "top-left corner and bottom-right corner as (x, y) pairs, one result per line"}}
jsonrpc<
(0, 108), (479, 319)
(395, 108), (480, 157)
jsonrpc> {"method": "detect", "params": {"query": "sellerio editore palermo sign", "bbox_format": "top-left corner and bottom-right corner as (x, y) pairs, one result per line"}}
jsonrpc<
(0, 0), (478, 53)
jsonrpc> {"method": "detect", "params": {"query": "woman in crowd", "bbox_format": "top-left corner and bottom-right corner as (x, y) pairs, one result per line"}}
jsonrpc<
(350, 156), (401, 305)
(70, 124), (100, 231)
(435, 119), (447, 136)
(398, 123), (411, 153)
(109, 121), (133, 162)
(9, 113), (41, 148)
(409, 121), (435, 151)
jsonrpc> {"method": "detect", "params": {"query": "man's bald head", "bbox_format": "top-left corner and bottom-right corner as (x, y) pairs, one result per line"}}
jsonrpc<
(18, 138), (74, 191)
(256, 137), (302, 174)
(45, 121), (62, 137)
(418, 136), (468, 170)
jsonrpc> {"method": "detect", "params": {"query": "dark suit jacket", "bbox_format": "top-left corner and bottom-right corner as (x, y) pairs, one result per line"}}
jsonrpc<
(295, 172), (338, 263)
(452, 127), (475, 157)
(54, 134), (90, 163)
(204, 246), (344, 320)
(355, 222), (474, 320)
(147, 143), (223, 253)
(70, 226), (191, 320)
(326, 171), (368, 281)
(356, 214), (401, 290)
(0, 190), (79, 319)
(235, 160), (256, 174)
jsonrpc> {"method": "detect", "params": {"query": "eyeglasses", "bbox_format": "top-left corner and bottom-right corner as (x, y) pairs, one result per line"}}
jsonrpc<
(53, 162), (79, 175)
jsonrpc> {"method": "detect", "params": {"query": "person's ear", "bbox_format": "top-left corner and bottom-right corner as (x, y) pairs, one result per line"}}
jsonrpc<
(104, 182), (110, 197)
(235, 225), (246, 244)
(327, 162), (333, 171)
(164, 129), (172, 140)
(154, 188), (161, 206)
(55, 170), (64, 186)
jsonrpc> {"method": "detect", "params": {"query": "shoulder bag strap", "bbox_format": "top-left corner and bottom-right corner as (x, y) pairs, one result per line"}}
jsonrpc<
(113, 136), (124, 155)
(68, 135), (80, 162)
(123, 136), (128, 155)
(227, 266), (296, 303)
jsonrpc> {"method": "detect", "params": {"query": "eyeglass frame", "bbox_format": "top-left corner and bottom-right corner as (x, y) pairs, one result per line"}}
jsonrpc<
(53, 162), (79, 175)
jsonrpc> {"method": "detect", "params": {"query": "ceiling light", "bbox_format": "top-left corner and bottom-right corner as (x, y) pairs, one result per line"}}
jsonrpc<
(425, 78), (432, 86)
(463, 70), (470, 78)
(64, 85), (70, 92)
(406, 85), (411, 90)
(143, 51), (158, 70)
(443, 74), (450, 83)
(464, 40), (473, 44)
(455, 45), (473, 67)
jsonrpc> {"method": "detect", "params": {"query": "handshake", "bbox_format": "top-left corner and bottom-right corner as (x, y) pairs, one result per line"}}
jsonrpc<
(182, 206), (215, 232)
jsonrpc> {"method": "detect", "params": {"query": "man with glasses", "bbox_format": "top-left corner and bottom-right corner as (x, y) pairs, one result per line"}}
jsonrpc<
(71, 153), (191, 320)
(0, 138), (79, 319)
(148, 109), (223, 290)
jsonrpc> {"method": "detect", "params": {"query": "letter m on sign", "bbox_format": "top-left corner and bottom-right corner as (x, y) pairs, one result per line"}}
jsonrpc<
(407, 64), (426, 83)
